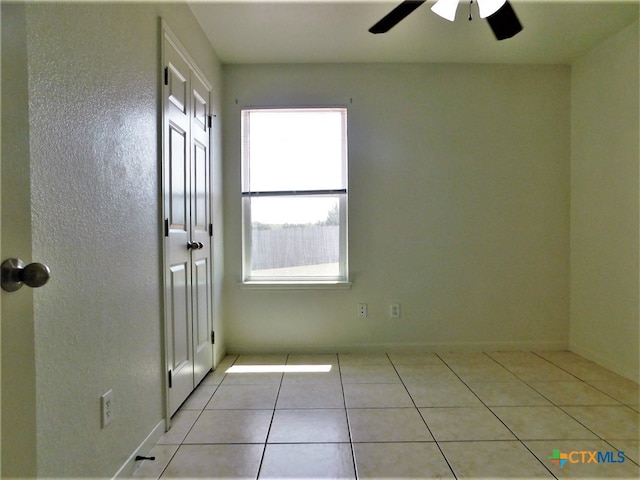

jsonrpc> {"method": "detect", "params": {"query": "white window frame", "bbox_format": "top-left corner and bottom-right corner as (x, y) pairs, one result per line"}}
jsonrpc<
(241, 107), (349, 286)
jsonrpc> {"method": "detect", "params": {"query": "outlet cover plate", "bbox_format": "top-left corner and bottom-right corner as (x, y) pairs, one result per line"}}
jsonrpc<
(101, 389), (113, 428)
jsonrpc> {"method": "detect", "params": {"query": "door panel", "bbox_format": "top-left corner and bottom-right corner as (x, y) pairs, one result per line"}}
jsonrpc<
(168, 262), (192, 410)
(169, 124), (188, 228)
(193, 89), (207, 130)
(192, 141), (208, 235)
(192, 257), (211, 385)
(167, 62), (187, 113)
(169, 264), (190, 365)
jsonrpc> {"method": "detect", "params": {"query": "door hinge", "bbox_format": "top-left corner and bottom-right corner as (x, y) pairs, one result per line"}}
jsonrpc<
(211, 331), (215, 344)
(209, 223), (213, 237)
(168, 370), (172, 388)
(207, 114), (213, 129)
(163, 67), (169, 86)
(164, 218), (169, 237)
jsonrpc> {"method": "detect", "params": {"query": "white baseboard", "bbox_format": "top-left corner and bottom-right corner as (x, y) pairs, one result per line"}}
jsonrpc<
(569, 343), (640, 383)
(226, 340), (568, 355)
(112, 420), (165, 479)
(214, 347), (227, 369)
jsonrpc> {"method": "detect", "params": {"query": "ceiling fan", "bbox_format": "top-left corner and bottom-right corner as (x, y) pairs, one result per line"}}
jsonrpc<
(369, 0), (523, 40)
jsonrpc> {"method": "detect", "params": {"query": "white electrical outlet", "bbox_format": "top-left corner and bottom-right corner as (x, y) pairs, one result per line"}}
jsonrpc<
(390, 303), (401, 318)
(358, 303), (368, 318)
(101, 389), (114, 428)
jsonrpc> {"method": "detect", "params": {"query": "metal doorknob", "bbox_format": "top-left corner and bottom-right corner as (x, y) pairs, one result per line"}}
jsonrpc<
(1, 258), (51, 292)
(187, 241), (204, 250)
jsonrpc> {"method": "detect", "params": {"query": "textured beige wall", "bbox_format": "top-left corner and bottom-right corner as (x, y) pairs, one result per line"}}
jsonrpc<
(570, 20), (640, 382)
(1, 2), (222, 477)
(223, 63), (571, 353)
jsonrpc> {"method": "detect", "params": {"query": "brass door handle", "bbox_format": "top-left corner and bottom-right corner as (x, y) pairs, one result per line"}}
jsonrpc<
(1, 258), (51, 292)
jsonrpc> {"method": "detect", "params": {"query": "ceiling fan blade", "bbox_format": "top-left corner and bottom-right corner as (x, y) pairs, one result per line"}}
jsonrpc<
(486, 0), (523, 40)
(369, 0), (427, 34)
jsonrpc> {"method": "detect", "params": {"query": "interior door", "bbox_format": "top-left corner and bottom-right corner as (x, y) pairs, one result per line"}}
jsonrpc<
(162, 25), (213, 417)
(190, 71), (213, 387)
(1, 4), (38, 475)
(163, 35), (194, 416)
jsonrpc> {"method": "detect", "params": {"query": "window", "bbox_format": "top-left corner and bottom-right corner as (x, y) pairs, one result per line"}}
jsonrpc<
(241, 108), (348, 284)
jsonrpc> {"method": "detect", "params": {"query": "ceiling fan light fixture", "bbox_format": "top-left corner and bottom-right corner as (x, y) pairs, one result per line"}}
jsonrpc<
(486, 0), (523, 40)
(369, 0), (523, 40)
(430, 0), (459, 22)
(477, 0), (507, 19)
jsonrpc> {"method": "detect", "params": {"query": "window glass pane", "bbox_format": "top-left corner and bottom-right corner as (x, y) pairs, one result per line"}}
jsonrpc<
(241, 107), (348, 283)
(244, 109), (346, 192)
(249, 196), (341, 278)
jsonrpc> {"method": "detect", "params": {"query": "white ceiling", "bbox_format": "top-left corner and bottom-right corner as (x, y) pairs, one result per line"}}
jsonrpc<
(188, 0), (639, 64)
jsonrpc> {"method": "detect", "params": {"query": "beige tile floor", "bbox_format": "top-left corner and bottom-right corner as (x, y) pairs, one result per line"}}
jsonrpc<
(134, 351), (639, 479)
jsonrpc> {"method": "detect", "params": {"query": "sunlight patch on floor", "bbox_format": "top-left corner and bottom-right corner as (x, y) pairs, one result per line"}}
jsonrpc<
(226, 364), (333, 374)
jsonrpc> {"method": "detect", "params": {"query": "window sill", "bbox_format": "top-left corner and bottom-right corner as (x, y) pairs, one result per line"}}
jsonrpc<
(239, 280), (352, 290)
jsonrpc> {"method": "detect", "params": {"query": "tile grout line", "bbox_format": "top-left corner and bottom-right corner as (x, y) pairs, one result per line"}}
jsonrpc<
(387, 352), (460, 480)
(435, 351), (560, 480)
(535, 352), (640, 456)
(484, 352), (640, 471)
(497, 353), (638, 458)
(337, 353), (360, 480)
(152, 359), (232, 480)
(531, 350), (636, 408)
(254, 353), (288, 479)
